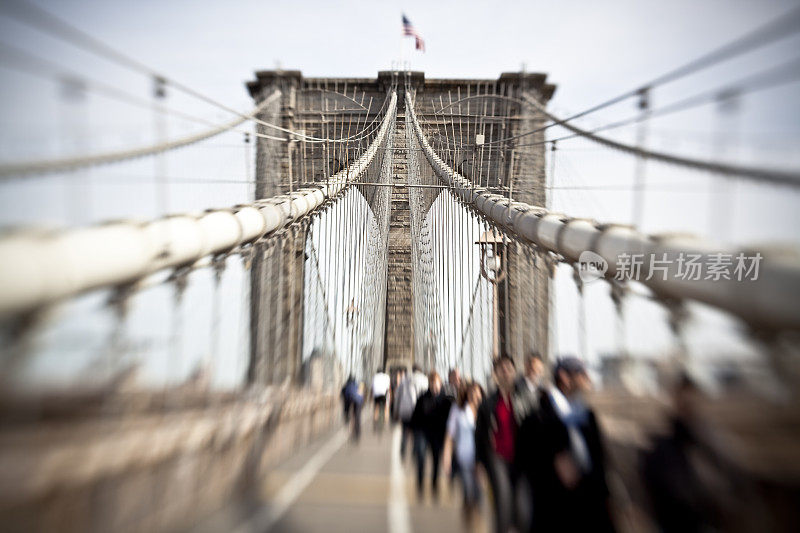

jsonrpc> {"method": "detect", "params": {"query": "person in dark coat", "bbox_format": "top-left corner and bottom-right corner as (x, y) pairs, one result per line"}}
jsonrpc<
(340, 375), (356, 422)
(514, 352), (547, 530)
(410, 371), (452, 500)
(533, 357), (615, 532)
(641, 373), (744, 533)
(342, 378), (364, 442)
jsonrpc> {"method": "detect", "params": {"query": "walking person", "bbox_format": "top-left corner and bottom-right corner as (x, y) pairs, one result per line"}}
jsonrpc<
(394, 367), (417, 461)
(519, 352), (545, 397)
(390, 368), (405, 422)
(444, 368), (461, 399)
(342, 378), (365, 442)
(371, 368), (391, 433)
(444, 368), (463, 489)
(340, 375), (356, 422)
(641, 373), (747, 533)
(443, 381), (484, 528)
(410, 371), (452, 501)
(536, 357), (615, 532)
(411, 364), (428, 399)
(475, 354), (529, 533)
(515, 352), (547, 530)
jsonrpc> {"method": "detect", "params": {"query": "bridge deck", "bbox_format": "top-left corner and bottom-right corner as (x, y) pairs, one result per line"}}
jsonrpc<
(253, 423), (475, 533)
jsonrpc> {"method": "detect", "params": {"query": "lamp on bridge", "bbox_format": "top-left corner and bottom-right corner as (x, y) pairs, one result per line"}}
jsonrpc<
(476, 230), (507, 358)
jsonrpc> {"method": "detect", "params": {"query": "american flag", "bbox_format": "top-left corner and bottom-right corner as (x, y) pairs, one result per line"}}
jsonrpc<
(402, 14), (425, 52)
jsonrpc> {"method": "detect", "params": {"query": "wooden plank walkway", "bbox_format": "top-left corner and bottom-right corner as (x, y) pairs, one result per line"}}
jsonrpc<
(253, 421), (484, 533)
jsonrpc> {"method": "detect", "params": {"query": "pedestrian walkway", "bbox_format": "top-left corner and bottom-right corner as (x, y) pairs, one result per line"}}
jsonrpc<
(250, 423), (482, 532)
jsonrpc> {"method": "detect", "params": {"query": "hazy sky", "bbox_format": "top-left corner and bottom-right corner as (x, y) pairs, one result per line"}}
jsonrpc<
(3, 0), (799, 120)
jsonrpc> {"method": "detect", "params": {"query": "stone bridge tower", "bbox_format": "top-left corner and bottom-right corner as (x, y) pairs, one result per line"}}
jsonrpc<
(403, 71), (556, 368)
(246, 70), (555, 379)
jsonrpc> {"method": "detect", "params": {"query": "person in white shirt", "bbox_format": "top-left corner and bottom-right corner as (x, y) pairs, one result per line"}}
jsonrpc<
(443, 381), (484, 526)
(371, 369), (391, 432)
(411, 365), (428, 399)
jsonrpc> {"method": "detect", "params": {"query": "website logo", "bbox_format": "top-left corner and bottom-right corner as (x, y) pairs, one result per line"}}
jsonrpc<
(578, 251), (608, 283)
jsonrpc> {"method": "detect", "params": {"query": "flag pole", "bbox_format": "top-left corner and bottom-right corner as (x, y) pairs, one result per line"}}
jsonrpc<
(400, 12), (406, 73)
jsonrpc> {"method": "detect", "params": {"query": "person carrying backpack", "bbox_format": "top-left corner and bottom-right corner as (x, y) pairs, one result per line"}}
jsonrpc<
(394, 367), (418, 461)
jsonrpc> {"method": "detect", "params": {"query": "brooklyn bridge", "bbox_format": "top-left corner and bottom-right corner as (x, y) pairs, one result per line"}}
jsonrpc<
(1, 1), (799, 532)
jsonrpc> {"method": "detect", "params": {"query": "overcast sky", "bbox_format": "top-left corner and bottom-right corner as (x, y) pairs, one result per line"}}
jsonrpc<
(2, 0), (799, 118)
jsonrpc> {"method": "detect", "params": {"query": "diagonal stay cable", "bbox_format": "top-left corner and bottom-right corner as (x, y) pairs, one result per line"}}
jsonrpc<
(0, 0), (385, 144)
(519, 92), (800, 187)
(517, 55), (800, 149)
(476, 4), (800, 147)
(0, 90), (281, 178)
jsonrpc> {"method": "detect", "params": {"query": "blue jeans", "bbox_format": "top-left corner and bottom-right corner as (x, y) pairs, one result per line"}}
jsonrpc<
(415, 432), (442, 493)
(458, 460), (481, 506)
(400, 420), (414, 459)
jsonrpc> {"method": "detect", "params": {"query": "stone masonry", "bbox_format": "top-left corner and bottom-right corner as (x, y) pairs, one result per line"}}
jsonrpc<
(384, 101), (413, 370)
(246, 70), (556, 376)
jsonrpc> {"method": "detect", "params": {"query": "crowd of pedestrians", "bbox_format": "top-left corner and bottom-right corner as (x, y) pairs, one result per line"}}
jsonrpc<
(340, 353), (615, 531)
(384, 353), (614, 532)
(342, 356), (747, 532)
